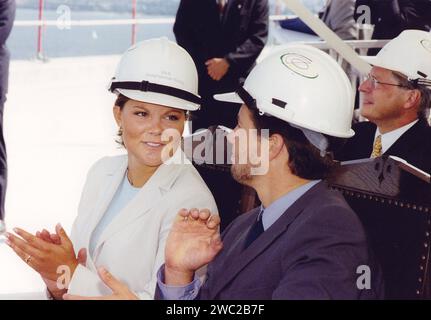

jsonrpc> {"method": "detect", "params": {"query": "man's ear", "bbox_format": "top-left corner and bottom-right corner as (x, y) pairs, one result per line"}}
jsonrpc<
(404, 89), (421, 110)
(113, 106), (122, 127)
(269, 133), (285, 160)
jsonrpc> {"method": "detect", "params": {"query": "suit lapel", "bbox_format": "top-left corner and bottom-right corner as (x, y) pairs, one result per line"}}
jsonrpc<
(216, 207), (261, 266)
(210, 182), (326, 298)
(358, 124), (376, 158)
(81, 157), (128, 254)
(221, 0), (236, 26)
(385, 120), (426, 157)
(92, 149), (187, 257)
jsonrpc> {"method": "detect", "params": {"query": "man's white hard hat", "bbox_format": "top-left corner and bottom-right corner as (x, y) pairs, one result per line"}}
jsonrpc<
(362, 30), (431, 87)
(214, 44), (355, 138)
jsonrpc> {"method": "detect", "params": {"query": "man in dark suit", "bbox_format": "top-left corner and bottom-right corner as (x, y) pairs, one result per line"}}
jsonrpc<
(173, 0), (269, 130)
(0, 0), (15, 233)
(337, 30), (431, 174)
(153, 46), (383, 300)
(354, 0), (431, 55)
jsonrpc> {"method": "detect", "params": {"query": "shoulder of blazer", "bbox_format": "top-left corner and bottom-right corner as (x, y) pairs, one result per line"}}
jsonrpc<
(221, 183), (351, 241)
(86, 154), (128, 179)
(266, 182), (358, 236)
(384, 119), (430, 153)
(299, 184), (355, 218)
(385, 119), (431, 162)
(407, 119), (431, 141)
(165, 163), (215, 200)
(284, 183), (364, 242)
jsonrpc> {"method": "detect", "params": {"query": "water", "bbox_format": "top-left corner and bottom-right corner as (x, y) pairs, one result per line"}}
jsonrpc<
(7, 2), (325, 61)
(7, 9), (176, 60)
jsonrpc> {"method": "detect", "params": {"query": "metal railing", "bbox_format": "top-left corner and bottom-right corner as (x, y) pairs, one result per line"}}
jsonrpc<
(13, 4), (389, 78)
(15, 0), (163, 58)
(14, 16), (176, 59)
(14, 16), (387, 60)
(13, 17), (176, 27)
(13, 0), (389, 64)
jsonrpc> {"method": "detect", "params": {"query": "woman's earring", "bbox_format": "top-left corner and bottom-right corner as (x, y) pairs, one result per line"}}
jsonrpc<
(116, 126), (125, 147)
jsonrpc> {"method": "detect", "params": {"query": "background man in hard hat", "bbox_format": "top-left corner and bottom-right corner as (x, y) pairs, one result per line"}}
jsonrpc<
(0, 0), (15, 234)
(173, 0), (269, 131)
(64, 45), (383, 300)
(337, 30), (431, 174)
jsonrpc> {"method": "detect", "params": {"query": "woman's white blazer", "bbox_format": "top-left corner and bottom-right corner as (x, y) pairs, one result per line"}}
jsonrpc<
(67, 151), (218, 299)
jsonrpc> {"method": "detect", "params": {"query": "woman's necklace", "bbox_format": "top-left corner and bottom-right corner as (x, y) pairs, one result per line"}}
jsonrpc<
(126, 169), (135, 187)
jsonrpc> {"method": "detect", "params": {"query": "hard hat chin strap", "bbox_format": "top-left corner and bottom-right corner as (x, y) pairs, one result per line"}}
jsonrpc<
(236, 86), (257, 110)
(109, 79), (201, 105)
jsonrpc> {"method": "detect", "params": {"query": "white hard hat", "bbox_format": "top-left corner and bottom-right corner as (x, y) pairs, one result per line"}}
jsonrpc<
(362, 30), (431, 87)
(214, 44), (355, 138)
(109, 38), (201, 111)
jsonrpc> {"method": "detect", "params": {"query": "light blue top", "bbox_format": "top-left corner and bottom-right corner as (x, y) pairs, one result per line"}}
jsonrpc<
(89, 173), (141, 258)
(157, 180), (322, 300)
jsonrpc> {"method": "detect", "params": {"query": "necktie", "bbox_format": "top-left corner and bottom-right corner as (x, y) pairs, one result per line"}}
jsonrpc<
(371, 135), (382, 158)
(243, 213), (264, 250)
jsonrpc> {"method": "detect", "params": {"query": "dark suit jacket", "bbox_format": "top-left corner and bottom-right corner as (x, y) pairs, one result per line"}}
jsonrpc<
(0, 0), (15, 102)
(173, 0), (269, 97)
(194, 182), (383, 299)
(354, 0), (431, 54)
(337, 119), (431, 174)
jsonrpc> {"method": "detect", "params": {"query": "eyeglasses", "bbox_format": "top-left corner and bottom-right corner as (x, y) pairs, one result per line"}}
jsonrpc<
(364, 73), (411, 90)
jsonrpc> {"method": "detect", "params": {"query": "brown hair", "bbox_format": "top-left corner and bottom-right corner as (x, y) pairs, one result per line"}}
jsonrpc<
(114, 94), (129, 147)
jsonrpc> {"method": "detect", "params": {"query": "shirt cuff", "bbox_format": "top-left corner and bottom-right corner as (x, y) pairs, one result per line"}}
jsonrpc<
(224, 54), (234, 67)
(157, 264), (201, 300)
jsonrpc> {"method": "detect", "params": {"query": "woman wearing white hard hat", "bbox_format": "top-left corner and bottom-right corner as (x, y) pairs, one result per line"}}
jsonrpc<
(5, 38), (217, 299)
